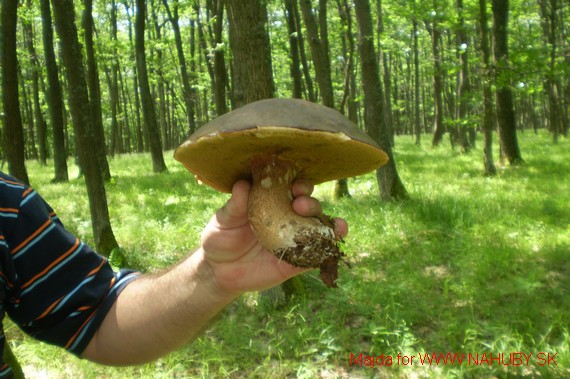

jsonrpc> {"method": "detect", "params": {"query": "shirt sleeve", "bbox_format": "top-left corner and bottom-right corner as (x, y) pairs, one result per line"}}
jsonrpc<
(2, 186), (138, 356)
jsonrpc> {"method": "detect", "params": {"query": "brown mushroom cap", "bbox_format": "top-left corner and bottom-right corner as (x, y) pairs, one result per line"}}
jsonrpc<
(174, 98), (388, 193)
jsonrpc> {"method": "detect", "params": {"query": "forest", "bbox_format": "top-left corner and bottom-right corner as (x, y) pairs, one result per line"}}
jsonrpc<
(0, 0), (569, 377)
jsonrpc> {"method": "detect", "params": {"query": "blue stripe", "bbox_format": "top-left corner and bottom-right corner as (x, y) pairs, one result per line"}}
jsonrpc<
(0, 367), (13, 378)
(53, 273), (97, 315)
(68, 273), (139, 352)
(20, 190), (38, 207)
(0, 212), (17, 219)
(12, 223), (57, 260)
(0, 180), (23, 190)
(0, 240), (8, 249)
(20, 242), (85, 297)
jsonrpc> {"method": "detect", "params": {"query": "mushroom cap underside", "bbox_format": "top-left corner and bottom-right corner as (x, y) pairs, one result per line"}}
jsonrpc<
(174, 126), (388, 193)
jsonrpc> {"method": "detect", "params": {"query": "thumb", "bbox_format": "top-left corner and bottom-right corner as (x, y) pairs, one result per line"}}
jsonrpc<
(214, 180), (251, 229)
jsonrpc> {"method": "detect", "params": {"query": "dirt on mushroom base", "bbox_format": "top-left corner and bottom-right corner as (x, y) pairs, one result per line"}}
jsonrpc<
(274, 223), (346, 288)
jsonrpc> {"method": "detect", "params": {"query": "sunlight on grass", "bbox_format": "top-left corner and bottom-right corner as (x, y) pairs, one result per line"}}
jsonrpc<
(12, 131), (570, 378)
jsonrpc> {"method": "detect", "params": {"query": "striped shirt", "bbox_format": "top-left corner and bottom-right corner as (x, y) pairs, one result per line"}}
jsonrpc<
(0, 172), (138, 377)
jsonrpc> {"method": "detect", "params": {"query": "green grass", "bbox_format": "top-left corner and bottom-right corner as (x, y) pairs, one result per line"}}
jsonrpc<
(7, 130), (570, 378)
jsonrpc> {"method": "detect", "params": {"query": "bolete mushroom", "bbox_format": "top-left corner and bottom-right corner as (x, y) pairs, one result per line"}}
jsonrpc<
(174, 98), (388, 287)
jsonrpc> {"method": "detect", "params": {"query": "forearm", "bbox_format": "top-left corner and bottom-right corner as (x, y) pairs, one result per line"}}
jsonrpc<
(81, 249), (237, 366)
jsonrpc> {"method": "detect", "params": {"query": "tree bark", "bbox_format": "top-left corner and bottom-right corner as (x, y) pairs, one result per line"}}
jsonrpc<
(108, 0), (122, 156)
(135, 0), (167, 172)
(491, 0), (524, 164)
(479, 0), (497, 175)
(51, 0), (119, 255)
(299, 0), (334, 108)
(412, 2), (422, 146)
(538, 0), (564, 143)
(1, 0), (29, 185)
(425, 2), (446, 147)
(285, 0), (304, 99)
(209, 0), (229, 116)
(226, 0), (275, 107)
(292, 0), (316, 102)
(377, 0), (394, 145)
(83, 0), (112, 180)
(23, 0), (48, 165)
(163, 0), (197, 133)
(334, 0), (357, 199)
(354, 0), (408, 200)
(456, 0), (472, 153)
(40, 0), (68, 182)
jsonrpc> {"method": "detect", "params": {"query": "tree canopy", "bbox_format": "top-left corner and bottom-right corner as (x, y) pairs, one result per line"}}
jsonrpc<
(0, 0), (568, 178)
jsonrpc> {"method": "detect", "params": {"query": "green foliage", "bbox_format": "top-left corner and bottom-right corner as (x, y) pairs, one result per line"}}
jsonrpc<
(9, 130), (569, 378)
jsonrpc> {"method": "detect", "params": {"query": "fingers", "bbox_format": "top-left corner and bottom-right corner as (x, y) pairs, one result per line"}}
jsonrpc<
(218, 179), (348, 240)
(291, 195), (321, 216)
(291, 193), (349, 240)
(291, 180), (314, 198)
(333, 217), (349, 239)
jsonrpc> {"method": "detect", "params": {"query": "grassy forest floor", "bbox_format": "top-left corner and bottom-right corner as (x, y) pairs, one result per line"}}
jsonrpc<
(7, 129), (570, 378)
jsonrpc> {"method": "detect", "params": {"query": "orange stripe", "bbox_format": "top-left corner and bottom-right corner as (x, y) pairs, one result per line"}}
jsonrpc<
(65, 312), (96, 349)
(107, 276), (117, 289)
(10, 219), (52, 255)
(0, 271), (13, 288)
(86, 259), (107, 278)
(21, 238), (80, 290)
(65, 274), (119, 349)
(0, 207), (18, 213)
(0, 177), (23, 186)
(35, 296), (64, 321)
(21, 187), (33, 198)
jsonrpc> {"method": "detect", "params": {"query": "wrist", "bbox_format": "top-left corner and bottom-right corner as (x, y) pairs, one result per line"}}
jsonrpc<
(186, 248), (242, 302)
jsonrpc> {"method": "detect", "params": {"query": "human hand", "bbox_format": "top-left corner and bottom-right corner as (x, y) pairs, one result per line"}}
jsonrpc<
(198, 180), (348, 296)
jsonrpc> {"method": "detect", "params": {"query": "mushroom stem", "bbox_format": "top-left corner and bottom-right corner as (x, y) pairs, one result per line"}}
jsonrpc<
(248, 155), (343, 287)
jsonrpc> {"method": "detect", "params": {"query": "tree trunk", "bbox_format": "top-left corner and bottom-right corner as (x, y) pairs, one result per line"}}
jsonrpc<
(135, 0), (167, 172)
(412, 2), (422, 146)
(479, 0), (497, 176)
(20, 66), (38, 161)
(425, 5), (446, 147)
(299, 0), (334, 108)
(51, 0), (119, 255)
(538, 0), (564, 143)
(334, 0), (357, 199)
(285, 0), (304, 99)
(226, 0), (275, 107)
(377, 0), (394, 146)
(354, 0), (408, 200)
(150, 3), (168, 150)
(40, 0), (68, 182)
(491, 0), (524, 164)
(108, 0), (122, 156)
(300, 0), (351, 197)
(163, 0), (197, 133)
(210, 0), (229, 116)
(1, 0), (29, 185)
(226, 0), (310, 302)
(195, 5), (216, 102)
(292, 0), (316, 102)
(83, 0), (112, 181)
(456, 0), (472, 153)
(23, 0), (48, 165)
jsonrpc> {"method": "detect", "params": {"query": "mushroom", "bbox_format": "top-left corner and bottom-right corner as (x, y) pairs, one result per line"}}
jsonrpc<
(174, 98), (388, 287)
